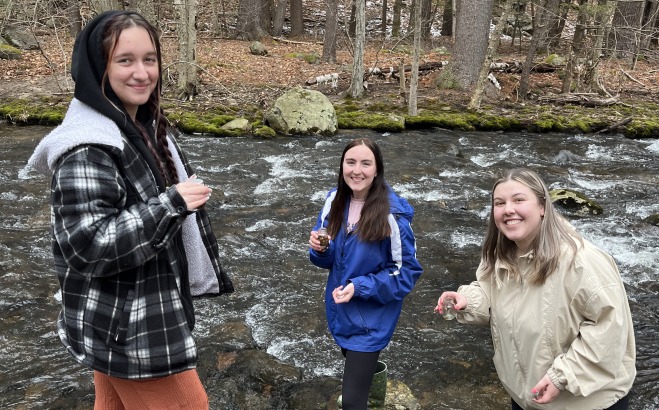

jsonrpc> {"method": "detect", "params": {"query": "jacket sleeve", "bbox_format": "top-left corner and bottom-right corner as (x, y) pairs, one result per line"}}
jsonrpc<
(52, 145), (187, 277)
(456, 261), (492, 326)
(309, 193), (334, 269)
(350, 214), (423, 304)
(546, 254), (635, 396)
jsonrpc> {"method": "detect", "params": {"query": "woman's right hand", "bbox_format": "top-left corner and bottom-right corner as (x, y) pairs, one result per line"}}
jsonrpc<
(434, 291), (468, 314)
(309, 230), (330, 252)
(176, 178), (212, 211)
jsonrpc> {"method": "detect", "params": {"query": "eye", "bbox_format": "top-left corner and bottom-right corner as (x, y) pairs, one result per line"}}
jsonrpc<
(494, 201), (504, 206)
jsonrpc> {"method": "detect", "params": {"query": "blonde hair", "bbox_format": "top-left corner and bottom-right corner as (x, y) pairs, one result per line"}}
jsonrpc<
(481, 168), (582, 285)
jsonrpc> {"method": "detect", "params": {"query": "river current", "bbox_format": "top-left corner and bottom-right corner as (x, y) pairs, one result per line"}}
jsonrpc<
(1, 125), (658, 409)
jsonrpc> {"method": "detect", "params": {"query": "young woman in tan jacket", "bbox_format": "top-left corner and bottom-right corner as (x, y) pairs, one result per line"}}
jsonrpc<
(436, 168), (635, 410)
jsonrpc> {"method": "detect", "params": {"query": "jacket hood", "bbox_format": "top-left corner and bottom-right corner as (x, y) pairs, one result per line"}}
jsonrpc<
(27, 99), (123, 174)
(387, 188), (414, 222)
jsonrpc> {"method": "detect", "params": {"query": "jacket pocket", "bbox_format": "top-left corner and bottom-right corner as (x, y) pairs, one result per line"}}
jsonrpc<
(332, 300), (370, 338)
(113, 288), (135, 345)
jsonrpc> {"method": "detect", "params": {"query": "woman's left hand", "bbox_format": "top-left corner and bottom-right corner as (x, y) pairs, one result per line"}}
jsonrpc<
(333, 283), (355, 304)
(531, 374), (561, 404)
(176, 178), (212, 211)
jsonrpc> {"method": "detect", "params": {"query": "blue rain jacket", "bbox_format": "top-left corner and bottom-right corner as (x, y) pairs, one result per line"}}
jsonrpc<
(309, 187), (423, 352)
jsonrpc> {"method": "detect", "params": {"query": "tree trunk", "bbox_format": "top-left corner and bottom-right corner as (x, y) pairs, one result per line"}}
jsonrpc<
(174, 0), (198, 101)
(260, 0), (274, 35)
(561, 0), (588, 93)
(440, 0), (453, 36)
(548, 0), (570, 48)
(290, 0), (304, 36)
(89, 0), (121, 13)
(408, 0), (422, 115)
(381, 0), (388, 37)
(518, 0), (561, 98)
(322, 0), (339, 62)
(585, 0), (615, 92)
(421, 0), (433, 40)
(469, 0), (514, 110)
(392, 0), (403, 37)
(639, 0), (659, 52)
(349, 0), (357, 37)
(349, 0), (365, 98)
(236, 0), (268, 40)
(272, 0), (287, 36)
(610, 0), (645, 58)
(124, 0), (158, 27)
(449, 0), (494, 90)
(66, 0), (82, 37)
(406, 0), (416, 34)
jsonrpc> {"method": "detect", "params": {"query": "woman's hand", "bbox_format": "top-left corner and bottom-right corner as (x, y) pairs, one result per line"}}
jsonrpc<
(176, 176), (212, 211)
(531, 374), (561, 404)
(333, 283), (354, 304)
(434, 291), (468, 314)
(309, 230), (331, 252)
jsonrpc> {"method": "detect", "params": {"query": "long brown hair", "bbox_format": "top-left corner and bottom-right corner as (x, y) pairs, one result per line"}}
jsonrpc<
(481, 168), (582, 285)
(327, 138), (391, 242)
(100, 13), (178, 185)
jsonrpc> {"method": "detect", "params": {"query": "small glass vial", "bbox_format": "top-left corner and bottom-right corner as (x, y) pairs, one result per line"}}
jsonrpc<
(531, 388), (540, 400)
(442, 296), (456, 320)
(317, 227), (329, 248)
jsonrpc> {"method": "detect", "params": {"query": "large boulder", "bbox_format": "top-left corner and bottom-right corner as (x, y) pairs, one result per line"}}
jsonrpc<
(265, 86), (338, 136)
(3, 26), (39, 50)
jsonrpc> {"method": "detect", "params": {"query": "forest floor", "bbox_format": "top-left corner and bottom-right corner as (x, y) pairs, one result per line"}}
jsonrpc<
(2, 30), (659, 137)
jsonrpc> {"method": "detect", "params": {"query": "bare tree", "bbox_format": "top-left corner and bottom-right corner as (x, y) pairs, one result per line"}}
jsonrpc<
(290, 0), (303, 36)
(609, 0), (646, 58)
(449, 0), (494, 89)
(272, 0), (287, 36)
(322, 0), (339, 62)
(518, 0), (561, 98)
(469, 0), (514, 109)
(174, 0), (198, 100)
(408, 0), (422, 115)
(381, 0), (388, 37)
(88, 0), (122, 13)
(392, 0), (404, 37)
(440, 0), (453, 36)
(237, 0), (268, 39)
(561, 0), (589, 93)
(349, 0), (365, 98)
(66, 0), (82, 37)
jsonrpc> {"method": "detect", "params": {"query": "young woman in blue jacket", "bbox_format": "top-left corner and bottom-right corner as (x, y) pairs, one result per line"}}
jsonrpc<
(309, 138), (423, 409)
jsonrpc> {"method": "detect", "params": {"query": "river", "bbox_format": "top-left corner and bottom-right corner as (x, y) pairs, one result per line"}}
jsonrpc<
(1, 124), (658, 409)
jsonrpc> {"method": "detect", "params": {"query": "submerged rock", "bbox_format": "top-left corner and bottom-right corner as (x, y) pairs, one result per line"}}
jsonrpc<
(550, 188), (604, 215)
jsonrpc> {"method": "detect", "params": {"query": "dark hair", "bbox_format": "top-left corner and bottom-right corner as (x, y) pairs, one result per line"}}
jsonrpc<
(100, 13), (178, 185)
(481, 168), (581, 285)
(327, 138), (391, 242)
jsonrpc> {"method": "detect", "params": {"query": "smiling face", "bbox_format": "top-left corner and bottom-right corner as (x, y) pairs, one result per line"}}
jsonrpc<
(492, 180), (545, 254)
(106, 26), (159, 120)
(342, 143), (377, 200)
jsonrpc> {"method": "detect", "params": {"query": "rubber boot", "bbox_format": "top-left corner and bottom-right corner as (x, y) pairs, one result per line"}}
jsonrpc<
(337, 361), (387, 409)
(367, 361), (387, 408)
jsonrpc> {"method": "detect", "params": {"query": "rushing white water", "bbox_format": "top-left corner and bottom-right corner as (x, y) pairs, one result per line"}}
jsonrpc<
(2, 125), (658, 409)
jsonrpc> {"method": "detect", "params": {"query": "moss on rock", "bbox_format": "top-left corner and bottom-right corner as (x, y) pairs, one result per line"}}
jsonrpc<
(550, 188), (604, 216)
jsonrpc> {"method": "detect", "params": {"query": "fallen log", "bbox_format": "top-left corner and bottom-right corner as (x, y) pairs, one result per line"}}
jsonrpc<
(595, 117), (633, 134)
(537, 93), (619, 107)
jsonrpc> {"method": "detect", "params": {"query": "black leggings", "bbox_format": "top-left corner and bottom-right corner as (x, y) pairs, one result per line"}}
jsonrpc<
(512, 394), (629, 410)
(340, 349), (380, 410)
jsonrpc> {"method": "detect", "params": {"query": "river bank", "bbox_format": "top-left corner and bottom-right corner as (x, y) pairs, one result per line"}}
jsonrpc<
(1, 37), (658, 139)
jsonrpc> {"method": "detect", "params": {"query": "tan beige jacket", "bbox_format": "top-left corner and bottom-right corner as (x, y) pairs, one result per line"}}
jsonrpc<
(457, 239), (635, 410)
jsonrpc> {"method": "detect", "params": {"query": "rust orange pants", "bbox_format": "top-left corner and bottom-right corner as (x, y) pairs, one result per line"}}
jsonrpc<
(93, 369), (208, 410)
